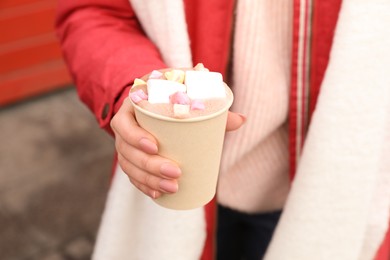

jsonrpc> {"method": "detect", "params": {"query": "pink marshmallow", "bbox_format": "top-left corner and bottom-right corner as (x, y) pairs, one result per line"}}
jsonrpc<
(130, 92), (143, 104)
(134, 89), (148, 100)
(169, 91), (191, 105)
(191, 100), (205, 110)
(149, 70), (163, 79)
(130, 89), (148, 103)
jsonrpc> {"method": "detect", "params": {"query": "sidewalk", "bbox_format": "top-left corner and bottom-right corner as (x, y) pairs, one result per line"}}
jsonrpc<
(0, 88), (114, 260)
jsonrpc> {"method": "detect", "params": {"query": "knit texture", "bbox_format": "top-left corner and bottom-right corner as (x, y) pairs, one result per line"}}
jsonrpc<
(265, 1), (390, 259)
(130, 0), (193, 68)
(92, 168), (206, 260)
(218, 0), (293, 213)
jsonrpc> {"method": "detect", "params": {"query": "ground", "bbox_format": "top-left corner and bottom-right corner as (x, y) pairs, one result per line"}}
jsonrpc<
(0, 88), (114, 260)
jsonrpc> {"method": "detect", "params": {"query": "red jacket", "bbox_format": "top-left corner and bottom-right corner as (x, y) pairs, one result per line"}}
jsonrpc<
(56, 0), (234, 135)
(56, 1), (389, 259)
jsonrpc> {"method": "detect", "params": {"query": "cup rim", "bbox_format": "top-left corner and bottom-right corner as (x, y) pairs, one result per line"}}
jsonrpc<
(130, 87), (234, 123)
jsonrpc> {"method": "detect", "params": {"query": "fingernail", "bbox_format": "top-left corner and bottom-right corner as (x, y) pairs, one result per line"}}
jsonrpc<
(159, 180), (178, 193)
(139, 138), (158, 154)
(151, 190), (161, 199)
(160, 163), (181, 178)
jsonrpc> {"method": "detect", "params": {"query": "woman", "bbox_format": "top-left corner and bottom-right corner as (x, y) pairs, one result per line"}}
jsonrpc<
(56, 0), (390, 259)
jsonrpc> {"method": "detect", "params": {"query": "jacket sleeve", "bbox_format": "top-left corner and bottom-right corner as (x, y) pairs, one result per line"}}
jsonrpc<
(55, 0), (166, 134)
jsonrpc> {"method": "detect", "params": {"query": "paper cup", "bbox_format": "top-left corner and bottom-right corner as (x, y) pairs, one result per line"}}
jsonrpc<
(130, 86), (233, 210)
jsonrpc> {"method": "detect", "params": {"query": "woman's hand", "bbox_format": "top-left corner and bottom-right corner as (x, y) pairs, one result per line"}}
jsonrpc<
(111, 98), (246, 199)
(226, 111), (246, 131)
(111, 98), (182, 199)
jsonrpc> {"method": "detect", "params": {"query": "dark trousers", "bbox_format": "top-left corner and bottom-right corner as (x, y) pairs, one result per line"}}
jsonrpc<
(217, 204), (282, 260)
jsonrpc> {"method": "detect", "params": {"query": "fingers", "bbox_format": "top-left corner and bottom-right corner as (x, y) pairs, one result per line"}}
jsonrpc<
(112, 99), (181, 199)
(118, 153), (179, 198)
(115, 134), (181, 179)
(112, 98), (245, 200)
(111, 98), (158, 155)
(226, 111), (246, 131)
(129, 178), (162, 199)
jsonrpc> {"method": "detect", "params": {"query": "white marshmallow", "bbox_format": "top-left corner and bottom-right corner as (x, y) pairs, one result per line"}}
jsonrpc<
(173, 104), (190, 118)
(185, 71), (226, 100)
(147, 79), (186, 104)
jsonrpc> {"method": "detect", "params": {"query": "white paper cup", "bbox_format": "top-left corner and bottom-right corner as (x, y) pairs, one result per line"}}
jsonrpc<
(130, 85), (233, 210)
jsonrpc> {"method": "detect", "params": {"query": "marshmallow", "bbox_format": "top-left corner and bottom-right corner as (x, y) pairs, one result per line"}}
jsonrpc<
(190, 100), (205, 110)
(173, 104), (190, 118)
(133, 78), (146, 87)
(149, 70), (163, 79)
(185, 71), (226, 100)
(164, 69), (185, 84)
(147, 79), (186, 104)
(130, 93), (143, 104)
(170, 91), (191, 105)
(194, 63), (209, 72)
(134, 89), (148, 99)
(129, 89), (148, 104)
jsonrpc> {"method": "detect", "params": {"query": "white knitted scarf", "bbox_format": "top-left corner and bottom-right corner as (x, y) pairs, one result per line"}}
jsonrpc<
(266, 1), (390, 259)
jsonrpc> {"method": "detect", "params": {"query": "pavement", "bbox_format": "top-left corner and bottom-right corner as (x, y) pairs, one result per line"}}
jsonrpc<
(0, 87), (115, 260)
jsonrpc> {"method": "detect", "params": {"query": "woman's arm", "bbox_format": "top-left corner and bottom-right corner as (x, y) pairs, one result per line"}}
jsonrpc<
(56, 0), (179, 199)
(56, 0), (166, 134)
(56, 2), (245, 198)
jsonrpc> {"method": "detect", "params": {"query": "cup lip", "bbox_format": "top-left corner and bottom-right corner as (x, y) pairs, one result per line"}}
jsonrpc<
(130, 87), (234, 123)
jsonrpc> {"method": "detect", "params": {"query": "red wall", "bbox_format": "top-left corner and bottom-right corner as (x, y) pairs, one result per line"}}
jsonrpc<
(0, 0), (71, 106)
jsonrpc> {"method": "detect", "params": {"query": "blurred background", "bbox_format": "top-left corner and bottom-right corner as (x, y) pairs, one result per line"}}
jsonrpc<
(0, 1), (114, 259)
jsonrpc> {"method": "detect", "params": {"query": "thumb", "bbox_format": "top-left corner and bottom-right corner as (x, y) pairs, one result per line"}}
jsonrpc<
(226, 111), (246, 131)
